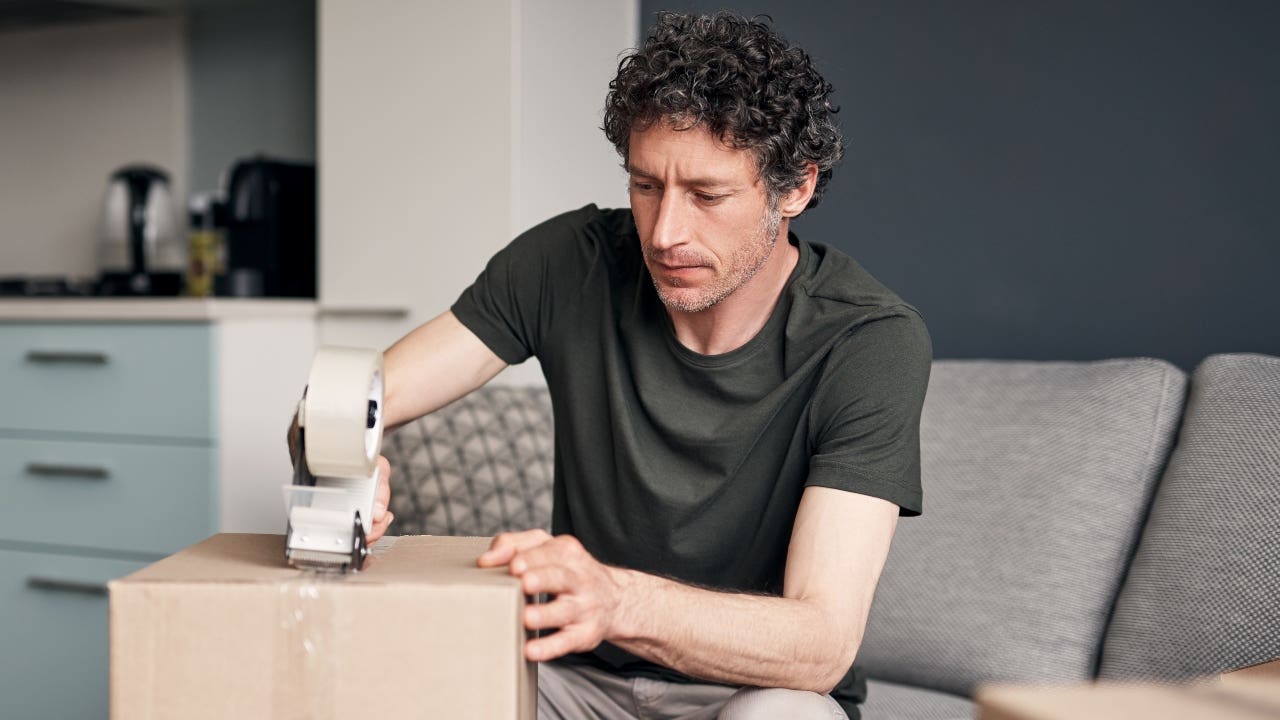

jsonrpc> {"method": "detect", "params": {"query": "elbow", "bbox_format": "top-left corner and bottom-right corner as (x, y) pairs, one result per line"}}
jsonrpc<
(802, 628), (862, 695)
(814, 648), (858, 695)
(784, 599), (866, 694)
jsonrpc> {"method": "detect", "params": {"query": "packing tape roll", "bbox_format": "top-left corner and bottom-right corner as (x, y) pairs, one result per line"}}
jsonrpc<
(303, 346), (384, 478)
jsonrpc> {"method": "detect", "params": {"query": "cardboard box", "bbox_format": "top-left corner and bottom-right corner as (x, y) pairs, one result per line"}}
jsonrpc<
(110, 533), (534, 720)
(976, 659), (1280, 720)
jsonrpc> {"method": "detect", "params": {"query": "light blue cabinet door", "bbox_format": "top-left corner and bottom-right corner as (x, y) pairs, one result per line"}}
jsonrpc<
(0, 437), (216, 556)
(0, 323), (215, 440)
(0, 547), (150, 720)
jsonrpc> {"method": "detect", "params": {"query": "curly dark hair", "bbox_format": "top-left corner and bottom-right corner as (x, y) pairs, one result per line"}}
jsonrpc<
(603, 11), (844, 212)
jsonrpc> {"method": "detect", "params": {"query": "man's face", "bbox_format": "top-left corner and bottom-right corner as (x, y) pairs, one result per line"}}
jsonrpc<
(628, 122), (782, 314)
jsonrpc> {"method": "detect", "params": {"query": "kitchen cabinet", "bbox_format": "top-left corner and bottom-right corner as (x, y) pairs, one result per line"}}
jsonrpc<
(0, 548), (150, 720)
(0, 299), (315, 719)
(317, 0), (635, 384)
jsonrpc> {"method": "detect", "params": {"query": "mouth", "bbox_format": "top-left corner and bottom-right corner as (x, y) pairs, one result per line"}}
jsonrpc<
(654, 263), (708, 281)
(651, 257), (708, 272)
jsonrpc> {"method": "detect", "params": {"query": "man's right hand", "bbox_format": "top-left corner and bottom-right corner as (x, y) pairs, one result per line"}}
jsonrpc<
(282, 310), (507, 548)
(285, 410), (395, 544)
(367, 454), (394, 544)
(286, 408), (301, 464)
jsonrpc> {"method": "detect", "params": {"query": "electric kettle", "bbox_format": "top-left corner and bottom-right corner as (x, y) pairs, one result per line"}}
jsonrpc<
(97, 164), (185, 295)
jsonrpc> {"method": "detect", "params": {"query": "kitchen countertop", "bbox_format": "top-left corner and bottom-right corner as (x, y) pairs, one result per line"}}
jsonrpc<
(0, 297), (317, 322)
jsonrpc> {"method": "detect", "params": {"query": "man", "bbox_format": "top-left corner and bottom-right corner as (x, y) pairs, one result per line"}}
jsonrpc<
(357, 12), (929, 720)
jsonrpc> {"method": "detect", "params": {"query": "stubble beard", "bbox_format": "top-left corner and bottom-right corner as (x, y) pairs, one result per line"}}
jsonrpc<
(650, 205), (784, 314)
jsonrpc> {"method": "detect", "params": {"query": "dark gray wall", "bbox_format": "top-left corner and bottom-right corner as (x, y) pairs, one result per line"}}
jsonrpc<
(638, 1), (1280, 369)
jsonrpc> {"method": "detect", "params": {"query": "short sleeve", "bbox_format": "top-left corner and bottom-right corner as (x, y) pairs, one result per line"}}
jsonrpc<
(806, 311), (932, 516)
(451, 206), (600, 365)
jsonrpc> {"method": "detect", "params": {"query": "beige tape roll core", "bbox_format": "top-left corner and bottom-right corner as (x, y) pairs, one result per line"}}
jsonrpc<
(303, 346), (384, 478)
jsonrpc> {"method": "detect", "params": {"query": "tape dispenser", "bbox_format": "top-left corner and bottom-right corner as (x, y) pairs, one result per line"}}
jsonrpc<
(285, 346), (384, 572)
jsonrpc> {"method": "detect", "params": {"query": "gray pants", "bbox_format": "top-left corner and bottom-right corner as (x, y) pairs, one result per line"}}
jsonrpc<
(537, 661), (848, 720)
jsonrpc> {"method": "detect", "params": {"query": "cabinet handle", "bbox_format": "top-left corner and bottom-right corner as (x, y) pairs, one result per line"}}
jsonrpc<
(25, 350), (109, 365)
(26, 576), (109, 596)
(26, 463), (110, 480)
(317, 306), (409, 319)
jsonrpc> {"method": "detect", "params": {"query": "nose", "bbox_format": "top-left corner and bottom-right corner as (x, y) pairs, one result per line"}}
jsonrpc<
(649, 190), (688, 252)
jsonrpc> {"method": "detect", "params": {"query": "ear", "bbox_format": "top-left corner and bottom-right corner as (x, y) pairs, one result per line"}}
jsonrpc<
(778, 163), (819, 218)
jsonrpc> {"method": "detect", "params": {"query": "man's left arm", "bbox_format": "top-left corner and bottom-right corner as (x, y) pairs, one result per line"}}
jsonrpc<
(480, 486), (898, 693)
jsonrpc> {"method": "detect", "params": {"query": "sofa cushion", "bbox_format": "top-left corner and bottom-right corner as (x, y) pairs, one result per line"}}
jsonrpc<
(856, 359), (1187, 696)
(861, 679), (974, 720)
(1099, 353), (1280, 680)
(384, 385), (554, 536)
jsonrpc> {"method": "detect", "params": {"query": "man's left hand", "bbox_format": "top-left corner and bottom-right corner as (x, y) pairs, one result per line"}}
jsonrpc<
(478, 532), (626, 662)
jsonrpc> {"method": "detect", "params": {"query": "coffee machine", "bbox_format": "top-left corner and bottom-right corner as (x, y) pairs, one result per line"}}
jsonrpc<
(220, 156), (316, 298)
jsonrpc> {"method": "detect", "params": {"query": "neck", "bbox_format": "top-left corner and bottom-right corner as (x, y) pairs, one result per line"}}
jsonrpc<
(667, 224), (799, 356)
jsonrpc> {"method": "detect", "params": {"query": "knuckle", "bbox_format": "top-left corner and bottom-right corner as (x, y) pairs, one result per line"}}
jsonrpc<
(554, 534), (583, 552)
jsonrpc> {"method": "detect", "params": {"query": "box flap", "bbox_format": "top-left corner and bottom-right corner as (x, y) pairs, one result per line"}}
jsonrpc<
(116, 533), (514, 587)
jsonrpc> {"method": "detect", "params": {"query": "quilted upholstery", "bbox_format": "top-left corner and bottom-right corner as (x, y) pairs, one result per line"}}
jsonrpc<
(383, 386), (554, 536)
(856, 359), (1187, 696)
(1099, 353), (1280, 680)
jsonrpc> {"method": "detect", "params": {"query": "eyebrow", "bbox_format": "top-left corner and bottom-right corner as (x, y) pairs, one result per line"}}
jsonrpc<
(626, 163), (740, 191)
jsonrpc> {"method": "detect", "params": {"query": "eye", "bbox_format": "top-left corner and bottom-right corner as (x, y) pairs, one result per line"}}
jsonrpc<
(694, 192), (724, 204)
(630, 180), (658, 193)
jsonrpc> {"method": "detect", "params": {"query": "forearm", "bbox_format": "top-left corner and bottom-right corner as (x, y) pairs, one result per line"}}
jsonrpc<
(606, 568), (857, 693)
(382, 311), (506, 430)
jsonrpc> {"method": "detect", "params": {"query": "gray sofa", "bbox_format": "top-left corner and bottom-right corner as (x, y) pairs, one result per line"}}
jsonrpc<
(383, 353), (1280, 719)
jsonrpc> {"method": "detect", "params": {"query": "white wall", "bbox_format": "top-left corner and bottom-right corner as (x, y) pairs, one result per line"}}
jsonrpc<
(317, 0), (638, 389)
(512, 0), (637, 235)
(316, 0), (516, 352)
(0, 16), (187, 277)
(494, 0), (634, 384)
(501, 0), (638, 384)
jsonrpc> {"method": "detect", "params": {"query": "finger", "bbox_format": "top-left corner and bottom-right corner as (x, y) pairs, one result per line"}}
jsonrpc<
(510, 534), (582, 574)
(286, 410), (301, 463)
(478, 532), (525, 567)
(519, 564), (574, 595)
(373, 455), (392, 521)
(367, 511), (394, 545)
(525, 626), (591, 663)
(477, 538), (517, 568)
(524, 596), (579, 631)
(477, 529), (552, 568)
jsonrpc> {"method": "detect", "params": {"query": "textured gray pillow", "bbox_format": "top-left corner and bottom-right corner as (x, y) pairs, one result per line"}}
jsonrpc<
(1099, 353), (1280, 680)
(861, 679), (974, 720)
(857, 359), (1186, 696)
(384, 385), (554, 536)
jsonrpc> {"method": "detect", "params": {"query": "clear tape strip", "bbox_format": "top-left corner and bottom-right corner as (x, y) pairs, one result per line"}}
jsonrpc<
(269, 537), (399, 718)
(273, 573), (338, 720)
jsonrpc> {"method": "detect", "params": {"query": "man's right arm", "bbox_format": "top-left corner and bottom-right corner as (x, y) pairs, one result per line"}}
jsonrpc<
(382, 310), (508, 431)
(287, 310), (506, 458)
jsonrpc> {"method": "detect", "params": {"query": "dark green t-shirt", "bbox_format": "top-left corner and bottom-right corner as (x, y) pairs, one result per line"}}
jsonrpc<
(452, 205), (931, 717)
